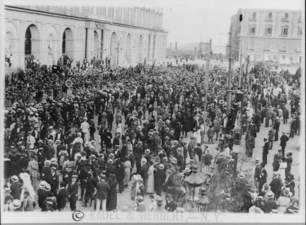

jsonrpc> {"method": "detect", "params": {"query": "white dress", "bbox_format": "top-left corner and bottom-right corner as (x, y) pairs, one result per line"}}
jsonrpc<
(278, 162), (287, 183)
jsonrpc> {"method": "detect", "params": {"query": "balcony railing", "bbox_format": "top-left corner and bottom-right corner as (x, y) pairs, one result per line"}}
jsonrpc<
(279, 50), (286, 53)
(248, 32), (256, 36)
(265, 18), (273, 22)
(280, 33), (288, 37)
(264, 33), (272, 37)
(249, 18), (257, 21)
(281, 18), (289, 22)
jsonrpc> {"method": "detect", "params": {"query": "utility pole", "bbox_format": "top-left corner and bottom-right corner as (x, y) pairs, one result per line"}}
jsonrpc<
(238, 35), (243, 88)
(116, 41), (120, 65)
(227, 27), (233, 114)
(203, 39), (212, 133)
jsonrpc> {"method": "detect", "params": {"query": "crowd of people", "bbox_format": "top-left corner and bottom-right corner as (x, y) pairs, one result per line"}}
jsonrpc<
(3, 57), (301, 214)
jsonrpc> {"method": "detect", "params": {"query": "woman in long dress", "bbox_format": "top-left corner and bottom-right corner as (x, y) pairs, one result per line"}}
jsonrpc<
(19, 172), (35, 203)
(27, 155), (39, 191)
(146, 160), (155, 194)
(123, 157), (131, 187)
(278, 157), (287, 184)
(58, 147), (69, 169)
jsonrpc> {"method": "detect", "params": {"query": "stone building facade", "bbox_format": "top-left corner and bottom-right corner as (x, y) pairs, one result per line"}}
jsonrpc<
(5, 5), (168, 71)
(226, 9), (303, 65)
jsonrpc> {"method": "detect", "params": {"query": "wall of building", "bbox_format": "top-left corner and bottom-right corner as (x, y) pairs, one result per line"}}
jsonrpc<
(5, 5), (168, 71)
(227, 9), (302, 65)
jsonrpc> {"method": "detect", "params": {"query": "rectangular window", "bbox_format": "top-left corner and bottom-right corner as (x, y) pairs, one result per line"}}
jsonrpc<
(269, 12), (272, 18)
(267, 28), (272, 34)
(285, 13), (288, 18)
(253, 12), (256, 19)
(283, 28), (288, 35)
(251, 27), (256, 34)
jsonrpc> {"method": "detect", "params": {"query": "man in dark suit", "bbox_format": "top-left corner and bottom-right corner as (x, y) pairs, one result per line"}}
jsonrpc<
(41, 160), (52, 184)
(112, 132), (120, 147)
(10, 176), (22, 200)
(31, 126), (40, 147)
(139, 158), (149, 194)
(273, 117), (280, 141)
(49, 166), (59, 195)
(272, 150), (282, 171)
(94, 174), (110, 212)
(83, 172), (95, 207)
(262, 138), (269, 166)
(280, 131), (289, 156)
(163, 170), (174, 193)
(40, 124), (48, 141)
(269, 172), (283, 200)
(22, 191), (34, 211)
(57, 182), (68, 211)
(67, 175), (79, 211)
(154, 164), (166, 196)
(165, 193), (177, 212)
(44, 140), (55, 160)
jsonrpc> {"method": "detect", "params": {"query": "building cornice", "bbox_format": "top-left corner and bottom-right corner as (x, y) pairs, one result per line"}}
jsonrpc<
(5, 5), (168, 34)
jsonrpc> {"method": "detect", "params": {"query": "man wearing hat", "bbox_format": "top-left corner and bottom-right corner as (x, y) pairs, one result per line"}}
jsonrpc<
(262, 138), (269, 166)
(135, 195), (146, 212)
(94, 173), (110, 212)
(139, 158), (149, 194)
(165, 193), (177, 212)
(280, 131), (289, 156)
(56, 181), (69, 211)
(154, 196), (165, 212)
(163, 169), (174, 193)
(10, 175), (22, 200)
(273, 117), (280, 141)
(49, 166), (59, 195)
(254, 159), (261, 191)
(259, 162), (267, 193)
(44, 139), (55, 160)
(38, 181), (48, 211)
(272, 150), (282, 171)
(41, 160), (52, 184)
(23, 191), (34, 211)
(155, 164), (166, 196)
(264, 191), (277, 213)
(67, 174), (79, 211)
(269, 172), (283, 200)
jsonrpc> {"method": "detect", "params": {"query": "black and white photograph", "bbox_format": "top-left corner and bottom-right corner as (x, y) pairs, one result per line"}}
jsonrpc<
(1, 0), (305, 223)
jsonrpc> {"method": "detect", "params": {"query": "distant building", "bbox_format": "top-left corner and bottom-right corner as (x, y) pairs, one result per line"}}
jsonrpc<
(5, 5), (168, 71)
(177, 41), (210, 56)
(227, 9), (303, 65)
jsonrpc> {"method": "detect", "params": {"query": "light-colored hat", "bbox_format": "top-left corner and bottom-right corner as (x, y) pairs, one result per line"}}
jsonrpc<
(11, 175), (19, 182)
(136, 195), (144, 202)
(158, 164), (164, 170)
(12, 199), (21, 209)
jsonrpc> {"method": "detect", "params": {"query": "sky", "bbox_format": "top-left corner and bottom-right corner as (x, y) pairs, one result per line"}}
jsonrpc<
(2, 0), (304, 55)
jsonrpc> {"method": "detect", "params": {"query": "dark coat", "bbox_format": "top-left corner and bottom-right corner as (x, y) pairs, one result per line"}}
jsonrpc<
(41, 166), (52, 184)
(269, 178), (283, 196)
(38, 189), (48, 209)
(263, 142), (269, 155)
(96, 180), (110, 200)
(154, 169), (166, 188)
(106, 179), (117, 211)
(10, 182), (22, 199)
(280, 135), (289, 147)
(163, 175), (174, 192)
(139, 164), (149, 180)
(56, 188), (68, 209)
(44, 144), (55, 160)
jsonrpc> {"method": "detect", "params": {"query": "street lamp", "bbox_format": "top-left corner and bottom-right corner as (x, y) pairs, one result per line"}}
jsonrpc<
(116, 41), (122, 65)
(100, 42), (104, 60)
